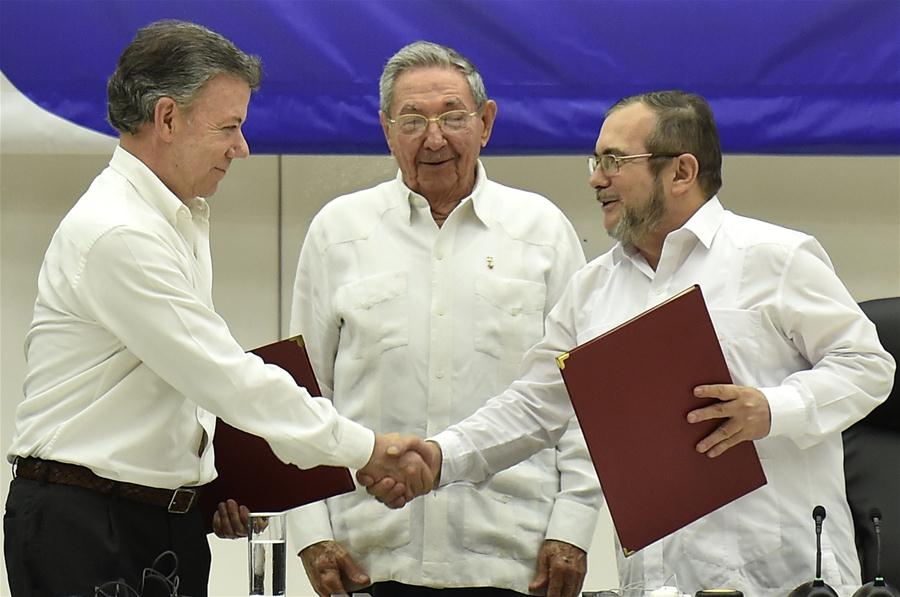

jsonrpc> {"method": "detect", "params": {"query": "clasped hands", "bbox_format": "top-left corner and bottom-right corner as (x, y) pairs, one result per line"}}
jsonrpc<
(356, 433), (442, 508)
(213, 432), (441, 537)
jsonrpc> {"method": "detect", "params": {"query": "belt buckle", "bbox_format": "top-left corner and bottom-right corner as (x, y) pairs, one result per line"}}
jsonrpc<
(167, 488), (196, 514)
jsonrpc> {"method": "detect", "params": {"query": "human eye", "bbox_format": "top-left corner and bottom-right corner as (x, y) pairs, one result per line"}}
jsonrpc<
(600, 154), (618, 172)
(396, 114), (425, 135)
(440, 111), (469, 130)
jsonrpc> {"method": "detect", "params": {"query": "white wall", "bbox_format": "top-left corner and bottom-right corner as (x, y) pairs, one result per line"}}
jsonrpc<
(2, 151), (899, 596)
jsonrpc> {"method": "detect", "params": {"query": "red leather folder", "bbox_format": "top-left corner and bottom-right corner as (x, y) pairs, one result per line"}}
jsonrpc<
(200, 335), (354, 531)
(556, 285), (766, 555)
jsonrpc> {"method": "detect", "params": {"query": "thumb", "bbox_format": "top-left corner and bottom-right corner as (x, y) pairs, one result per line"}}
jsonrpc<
(529, 555), (549, 592)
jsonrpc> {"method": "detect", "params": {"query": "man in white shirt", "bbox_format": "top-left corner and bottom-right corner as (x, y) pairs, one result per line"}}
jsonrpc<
(366, 90), (896, 596)
(290, 41), (602, 597)
(4, 20), (430, 597)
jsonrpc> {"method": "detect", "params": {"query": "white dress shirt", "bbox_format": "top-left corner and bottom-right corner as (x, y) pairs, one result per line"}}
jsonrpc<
(289, 163), (602, 591)
(434, 197), (894, 596)
(8, 146), (374, 489)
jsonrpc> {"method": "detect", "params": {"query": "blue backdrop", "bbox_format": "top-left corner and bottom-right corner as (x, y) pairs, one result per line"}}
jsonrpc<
(1, 0), (898, 155)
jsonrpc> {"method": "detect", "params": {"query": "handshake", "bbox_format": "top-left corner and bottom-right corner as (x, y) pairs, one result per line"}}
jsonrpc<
(213, 433), (443, 538)
(356, 433), (443, 509)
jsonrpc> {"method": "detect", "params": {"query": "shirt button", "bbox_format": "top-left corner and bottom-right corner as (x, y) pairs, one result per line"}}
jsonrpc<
(436, 370), (445, 379)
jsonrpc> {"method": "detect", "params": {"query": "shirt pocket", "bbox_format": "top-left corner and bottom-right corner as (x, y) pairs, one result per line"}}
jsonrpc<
(473, 275), (547, 365)
(708, 308), (763, 388)
(330, 490), (412, 550)
(681, 469), (783, 567)
(457, 457), (556, 559)
(334, 271), (409, 359)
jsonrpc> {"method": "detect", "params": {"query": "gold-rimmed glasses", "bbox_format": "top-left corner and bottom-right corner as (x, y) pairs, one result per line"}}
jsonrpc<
(588, 152), (682, 175)
(388, 109), (480, 136)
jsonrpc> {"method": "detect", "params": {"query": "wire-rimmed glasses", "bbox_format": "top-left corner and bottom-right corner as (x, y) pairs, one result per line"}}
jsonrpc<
(387, 109), (480, 136)
(588, 152), (682, 175)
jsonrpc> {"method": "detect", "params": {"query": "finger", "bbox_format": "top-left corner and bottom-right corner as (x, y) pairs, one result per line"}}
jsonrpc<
(214, 502), (236, 537)
(226, 499), (247, 536)
(401, 455), (430, 495)
(316, 561), (348, 595)
(706, 433), (743, 458)
(364, 475), (396, 496)
(239, 504), (251, 533)
(694, 384), (740, 400)
(381, 480), (409, 505)
(356, 470), (376, 487)
(696, 420), (738, 451)
(686, 400), (731, 423)
(528, 559), (549, 592)
(387, 495), (408, 509)
(546, 565), (565, 597)
(338, 552), (371, 587)
(212, 511), (226, 537)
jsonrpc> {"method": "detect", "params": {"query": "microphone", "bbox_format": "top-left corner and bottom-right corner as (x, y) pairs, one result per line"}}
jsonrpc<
(788, 505), (839, 597)
(852, 509), (900, 597)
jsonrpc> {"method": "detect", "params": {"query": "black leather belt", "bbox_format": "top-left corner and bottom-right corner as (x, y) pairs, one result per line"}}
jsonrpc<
(14, 457), (198, 514)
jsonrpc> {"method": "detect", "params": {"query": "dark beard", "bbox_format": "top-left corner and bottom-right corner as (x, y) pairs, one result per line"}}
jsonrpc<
(608, 178), (666, 247)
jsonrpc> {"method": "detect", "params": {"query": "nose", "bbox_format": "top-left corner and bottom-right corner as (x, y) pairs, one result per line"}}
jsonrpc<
(422, 120), (447, 150)
(589, 166), (610, 189)
(228, 130), (250, 159)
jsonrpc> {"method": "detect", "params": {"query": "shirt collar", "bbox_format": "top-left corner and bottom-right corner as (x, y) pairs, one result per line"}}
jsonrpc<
(680, 195), (724, 250)
(395, 160), (489, 227)
(109, 145), (210, 225)
(611, 195), (725, 264)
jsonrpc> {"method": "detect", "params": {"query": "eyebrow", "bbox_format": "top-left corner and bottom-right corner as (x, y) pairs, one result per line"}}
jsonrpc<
(397, 97), (467, 114)
(594, 147), (626, 157)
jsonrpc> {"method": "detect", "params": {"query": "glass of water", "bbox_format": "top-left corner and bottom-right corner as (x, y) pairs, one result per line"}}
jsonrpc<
(248, 512), (286, 595)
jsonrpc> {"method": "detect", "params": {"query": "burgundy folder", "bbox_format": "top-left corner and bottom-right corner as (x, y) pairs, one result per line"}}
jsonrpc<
(556, 285), (766, 555)
(200, 335), (354, 531)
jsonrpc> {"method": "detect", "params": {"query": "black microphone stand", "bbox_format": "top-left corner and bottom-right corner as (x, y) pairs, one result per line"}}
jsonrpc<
(853, 509), (900, 597)
(788, 505), (838, 597)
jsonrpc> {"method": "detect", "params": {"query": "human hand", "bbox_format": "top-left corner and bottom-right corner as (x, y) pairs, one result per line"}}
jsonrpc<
(300, 540), (370, 597)
(688, 384), (772, 458)
(356, 434), (441, 508)
(529, 539), (587, 597)
(212, 499), (250, 538)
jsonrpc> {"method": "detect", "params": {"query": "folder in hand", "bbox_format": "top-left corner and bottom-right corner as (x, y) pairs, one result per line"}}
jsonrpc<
(199, 335), (354, 531)
(556, 285), (766, 555)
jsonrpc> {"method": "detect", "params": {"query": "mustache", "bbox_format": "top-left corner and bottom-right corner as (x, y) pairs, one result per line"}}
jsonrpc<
(596, 191), (617, 203)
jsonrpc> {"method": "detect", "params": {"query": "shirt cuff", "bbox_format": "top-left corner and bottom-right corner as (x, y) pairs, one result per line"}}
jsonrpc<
(762, 384), (807, 439)
(287, 501), (335, 554)
(544, 499), (601, 552)
(429, 428), (474, 486)
(336, 418), (376, 470)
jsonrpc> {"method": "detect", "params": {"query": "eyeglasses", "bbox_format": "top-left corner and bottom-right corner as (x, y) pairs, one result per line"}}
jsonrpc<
(388, 109), (480, 136)
(588, 152), (682, 175)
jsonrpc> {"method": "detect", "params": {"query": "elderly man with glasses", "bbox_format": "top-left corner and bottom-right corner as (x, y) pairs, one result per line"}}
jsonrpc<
(288, 41), (602, 597)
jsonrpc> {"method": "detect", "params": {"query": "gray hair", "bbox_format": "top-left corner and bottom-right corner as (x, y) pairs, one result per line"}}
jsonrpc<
(107, 20), (262, 134)
(379, 41), (487, 115)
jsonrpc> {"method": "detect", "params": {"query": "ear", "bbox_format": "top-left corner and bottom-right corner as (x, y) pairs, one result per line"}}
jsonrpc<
(153, 97), (179, 142)
(379, 111), (395, 155)
(669, 152), (700, 197)
(478, 100), (498, 147)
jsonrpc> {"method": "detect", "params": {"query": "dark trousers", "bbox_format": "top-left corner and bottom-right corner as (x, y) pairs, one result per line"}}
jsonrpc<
(4, 476), (211, 597)
(361, 581), (531, 597)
